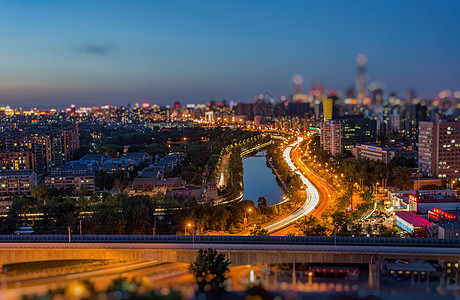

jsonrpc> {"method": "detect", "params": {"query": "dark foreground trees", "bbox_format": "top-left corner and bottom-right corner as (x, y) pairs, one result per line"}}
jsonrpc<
(189, 248), (230, 293)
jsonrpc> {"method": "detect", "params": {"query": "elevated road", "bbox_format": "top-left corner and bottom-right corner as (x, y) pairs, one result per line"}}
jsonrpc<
(1, 235), (460, 267)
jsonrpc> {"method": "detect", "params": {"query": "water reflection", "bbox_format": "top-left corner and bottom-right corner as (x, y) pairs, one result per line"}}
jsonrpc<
(242, 151), (284, 206)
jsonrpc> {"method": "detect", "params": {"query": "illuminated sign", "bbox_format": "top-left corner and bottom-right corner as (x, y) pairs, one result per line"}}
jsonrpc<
(366, 146), (376, 151)
(408, 194), (418, 203)
(433, 208), (456, 219)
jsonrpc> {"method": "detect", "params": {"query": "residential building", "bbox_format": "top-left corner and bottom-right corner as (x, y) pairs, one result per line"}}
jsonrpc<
(418, 121), (460, 181)
(0, 170), (37, 199)
(127, 177), (186, 195)
(0, 152), (35, 170)
(0, 126), (79, 175)
(320, 120), (342, 156)
(44, 166), (95, 193)
(352, 143), (416, 164)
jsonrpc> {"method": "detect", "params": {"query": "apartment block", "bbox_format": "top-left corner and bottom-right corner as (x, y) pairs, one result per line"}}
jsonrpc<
(0, 170), (37, 199)
(418, 121), (460, 181)
(320, 120), (342, 156)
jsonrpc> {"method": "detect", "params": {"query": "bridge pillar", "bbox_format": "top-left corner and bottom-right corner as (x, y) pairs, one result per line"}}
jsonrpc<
(368, 260), (381, 290)
(292, 260), (296, 288)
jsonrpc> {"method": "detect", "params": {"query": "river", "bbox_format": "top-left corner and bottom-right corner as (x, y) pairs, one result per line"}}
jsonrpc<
(242, 150), (284, 206)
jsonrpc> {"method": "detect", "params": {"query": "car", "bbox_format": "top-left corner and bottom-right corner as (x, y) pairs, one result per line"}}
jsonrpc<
(14, 226), (34, 235)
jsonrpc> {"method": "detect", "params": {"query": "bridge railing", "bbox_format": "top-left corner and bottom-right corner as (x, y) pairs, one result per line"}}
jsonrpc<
(0, 235), (459, 247)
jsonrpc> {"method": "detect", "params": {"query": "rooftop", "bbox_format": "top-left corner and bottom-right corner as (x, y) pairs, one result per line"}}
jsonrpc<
(394, 211), (431, 227)
(437, 221), (460, 230)
(0, 170), (35, 176)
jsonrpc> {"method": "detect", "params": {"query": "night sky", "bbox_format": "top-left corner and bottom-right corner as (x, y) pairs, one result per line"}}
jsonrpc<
(0, 0), (459, 108)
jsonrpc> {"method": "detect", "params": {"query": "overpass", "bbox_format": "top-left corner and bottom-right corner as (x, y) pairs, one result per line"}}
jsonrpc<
(1, 235), (460, 267)
(240, 140), (273, 157)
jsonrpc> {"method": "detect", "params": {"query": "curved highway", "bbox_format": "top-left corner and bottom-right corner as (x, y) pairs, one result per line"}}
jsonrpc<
(264, 137), (321, 233)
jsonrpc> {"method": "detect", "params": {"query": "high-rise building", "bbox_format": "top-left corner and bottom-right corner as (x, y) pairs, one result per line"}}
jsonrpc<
(0, 152), (34, 171)
(355, 54), (368, 104)
(320, 116), (376, 155)
(323, 93), (338, 122)
(401, 104), (427, 144)
(419, 121), (460, 181)
(336, 116), (377, 152)
(0, 126), (79, 175)
(320, 120), (342, 156)
(323, 97), (333, 122)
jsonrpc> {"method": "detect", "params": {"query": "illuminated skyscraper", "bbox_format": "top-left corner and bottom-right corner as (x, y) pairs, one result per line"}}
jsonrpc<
(323, 98), (333, 122)
(355, 54), (368, 104)
(323, 92), (338, 122)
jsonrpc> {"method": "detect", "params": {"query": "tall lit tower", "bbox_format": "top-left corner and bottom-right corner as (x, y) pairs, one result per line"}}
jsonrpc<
(355, 54), (368, 104)
(292, 74), (304, 95)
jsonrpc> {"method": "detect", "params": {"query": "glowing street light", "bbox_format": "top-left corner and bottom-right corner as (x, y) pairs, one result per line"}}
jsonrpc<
(244, 208), (252, 226)
(185, 222), (193, 235)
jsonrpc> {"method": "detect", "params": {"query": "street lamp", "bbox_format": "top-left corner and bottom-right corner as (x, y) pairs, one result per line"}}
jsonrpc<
(185, 222), (192, 235)
(186, 223), (195, 243)
(244, 208), (252, 226)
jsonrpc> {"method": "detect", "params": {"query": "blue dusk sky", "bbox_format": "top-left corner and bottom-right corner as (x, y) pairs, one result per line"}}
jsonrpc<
(0, 0), (459, 108)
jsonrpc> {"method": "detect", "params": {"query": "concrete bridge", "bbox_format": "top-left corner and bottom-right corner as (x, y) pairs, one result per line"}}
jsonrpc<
(240, 140), (273, 156)
(1, 235), (460, 267)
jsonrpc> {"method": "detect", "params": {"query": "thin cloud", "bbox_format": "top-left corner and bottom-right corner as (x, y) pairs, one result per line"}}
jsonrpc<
(74, 43), (114, 56)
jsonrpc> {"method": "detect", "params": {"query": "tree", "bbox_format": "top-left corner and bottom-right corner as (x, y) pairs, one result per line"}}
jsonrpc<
(257, 197), (268, 207)
(31, 185), (49, 202)
(249, 225), (269, 236)
(95, 171), (114, 191)
(392, 166), (413, 190)
(296, 216), (327, 236)
(377, 225), (398, 237)
(189, 248), (230, 293)
(72, 145), (91, 160)
(331, 211), (350, 235)
(121, 195), (155, 234)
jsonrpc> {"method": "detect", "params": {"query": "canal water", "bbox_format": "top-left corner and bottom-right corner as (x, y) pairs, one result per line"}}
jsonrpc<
(242, 151), (284, 206)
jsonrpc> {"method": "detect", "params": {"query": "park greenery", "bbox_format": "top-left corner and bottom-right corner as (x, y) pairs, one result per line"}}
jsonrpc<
(0, 187), (283, 235)
(74, 126), (262, 192)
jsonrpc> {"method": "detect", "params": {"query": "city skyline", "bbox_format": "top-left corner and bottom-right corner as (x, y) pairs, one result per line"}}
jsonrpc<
(0, 0), (459, 108)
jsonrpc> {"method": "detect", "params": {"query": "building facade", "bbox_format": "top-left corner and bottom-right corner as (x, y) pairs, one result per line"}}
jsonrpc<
(0, 152), (35, 170)
(320, 120), (342, 156)
(418, 121), (460, 181)
(0, 126), (79, 175)
(352, 144), (416, 164)
(337, 117), (377, 152)
(0, 170), (37, 199)
(45, 169), (95, 193)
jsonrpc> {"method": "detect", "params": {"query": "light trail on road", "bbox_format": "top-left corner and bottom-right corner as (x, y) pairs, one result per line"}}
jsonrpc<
(264, 137), (320, 233)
